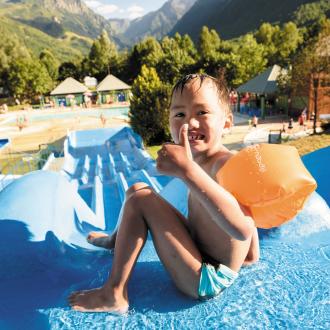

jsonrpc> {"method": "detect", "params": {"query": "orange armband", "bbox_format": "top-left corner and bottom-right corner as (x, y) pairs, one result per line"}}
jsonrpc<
(217, 144), (317, 228)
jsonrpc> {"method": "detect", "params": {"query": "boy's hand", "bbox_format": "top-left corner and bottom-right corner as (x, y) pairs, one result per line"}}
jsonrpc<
(156, 124), (194, 178)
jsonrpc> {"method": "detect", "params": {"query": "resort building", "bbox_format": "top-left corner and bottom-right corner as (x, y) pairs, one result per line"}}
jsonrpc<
(236, 65), (289, 119)
(50, 75), (131, 107)
(96, 74), (131, 105)
(50, 77), (89, 107)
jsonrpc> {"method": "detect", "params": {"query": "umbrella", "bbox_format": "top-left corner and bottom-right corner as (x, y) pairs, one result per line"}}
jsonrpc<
(67, 94), (75, 98)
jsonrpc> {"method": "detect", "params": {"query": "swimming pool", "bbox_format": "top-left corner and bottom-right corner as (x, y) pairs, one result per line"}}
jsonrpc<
(0, 129), (329, 329)
(3, 107), (129, 124)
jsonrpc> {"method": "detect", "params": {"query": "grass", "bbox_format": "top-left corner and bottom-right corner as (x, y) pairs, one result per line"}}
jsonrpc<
(0, 153), (45, 175)
(282, 131), (330, 155)
(146, 145), (162, 159)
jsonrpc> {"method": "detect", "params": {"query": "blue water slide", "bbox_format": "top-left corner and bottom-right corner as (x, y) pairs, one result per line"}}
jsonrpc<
(0, 127), (329, 329)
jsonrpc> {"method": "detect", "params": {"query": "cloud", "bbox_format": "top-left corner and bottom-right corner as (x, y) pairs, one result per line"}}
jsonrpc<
(127, 5), (144, 19)
(84, 1), (102, 10)
(96, 4), (120, 16)
(84, 1), (119, 18)
(83, 1), (145, 20)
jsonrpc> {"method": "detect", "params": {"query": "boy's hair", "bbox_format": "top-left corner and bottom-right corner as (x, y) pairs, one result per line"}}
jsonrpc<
(171, 71), (231, 115)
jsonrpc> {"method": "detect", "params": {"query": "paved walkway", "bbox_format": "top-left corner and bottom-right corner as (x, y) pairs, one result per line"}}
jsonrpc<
(222, 114), (318, 150)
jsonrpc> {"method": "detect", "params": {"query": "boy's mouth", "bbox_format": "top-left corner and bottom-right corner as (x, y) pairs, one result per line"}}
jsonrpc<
(188, 133), (205, 141)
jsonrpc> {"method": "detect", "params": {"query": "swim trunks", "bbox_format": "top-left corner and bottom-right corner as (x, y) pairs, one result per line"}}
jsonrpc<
(198, 263), (238, 300)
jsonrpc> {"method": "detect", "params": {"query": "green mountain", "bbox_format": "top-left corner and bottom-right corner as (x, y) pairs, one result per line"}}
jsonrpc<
(0, 0), (121, 61)
(170, 0), (329, 40)
(0, 0), (195, 61)
(109, 0), (196, 45)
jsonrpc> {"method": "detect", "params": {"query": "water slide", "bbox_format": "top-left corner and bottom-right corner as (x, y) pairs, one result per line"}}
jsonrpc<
(0, 128), (329, 329)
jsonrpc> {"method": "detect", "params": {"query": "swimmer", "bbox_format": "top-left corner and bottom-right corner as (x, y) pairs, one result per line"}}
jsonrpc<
(68, 73), (260, 313)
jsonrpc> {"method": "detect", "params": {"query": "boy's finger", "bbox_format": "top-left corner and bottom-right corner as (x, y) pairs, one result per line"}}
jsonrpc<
(179, 124), (193, 159)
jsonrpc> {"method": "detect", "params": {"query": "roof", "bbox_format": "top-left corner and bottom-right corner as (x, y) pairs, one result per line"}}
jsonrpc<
(237, 65), (287, 94)
(50, 77), (88, 95)
(97, 74), (131, 92)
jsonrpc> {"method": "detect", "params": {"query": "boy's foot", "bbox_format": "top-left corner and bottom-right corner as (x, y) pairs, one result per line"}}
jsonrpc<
(68, 288), (129, 314)
(87, 232), (115, 249)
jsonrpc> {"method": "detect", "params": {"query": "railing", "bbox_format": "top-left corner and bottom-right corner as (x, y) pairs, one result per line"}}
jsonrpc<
(0, 144), (64, 190)
(0, 155), (48, 190)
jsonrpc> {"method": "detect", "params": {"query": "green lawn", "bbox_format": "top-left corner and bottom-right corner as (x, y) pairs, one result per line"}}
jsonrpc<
(283, 131), (330, 155)
(146, 145), (162, 159)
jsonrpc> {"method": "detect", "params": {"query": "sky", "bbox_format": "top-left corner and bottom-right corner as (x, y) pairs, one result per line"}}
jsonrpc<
(83, 0), (168, 20)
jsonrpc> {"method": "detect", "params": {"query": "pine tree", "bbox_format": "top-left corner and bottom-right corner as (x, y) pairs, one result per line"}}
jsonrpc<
(130, 65), (171, 145)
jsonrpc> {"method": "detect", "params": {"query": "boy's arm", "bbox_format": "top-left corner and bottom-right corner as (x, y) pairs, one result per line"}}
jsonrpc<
(182, 161), (255, 241)
(157, 125), (255, 241)
(243, 227), (260, 266)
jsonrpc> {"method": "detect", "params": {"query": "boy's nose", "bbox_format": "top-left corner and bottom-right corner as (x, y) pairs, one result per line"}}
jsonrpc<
(187, 117), (199, 128)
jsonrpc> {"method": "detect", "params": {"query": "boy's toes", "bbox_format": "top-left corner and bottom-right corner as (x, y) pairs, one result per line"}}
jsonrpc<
(68, 291), (81, 304)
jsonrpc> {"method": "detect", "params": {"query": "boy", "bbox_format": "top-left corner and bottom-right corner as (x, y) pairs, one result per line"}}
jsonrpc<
(69, 73), (259, 313)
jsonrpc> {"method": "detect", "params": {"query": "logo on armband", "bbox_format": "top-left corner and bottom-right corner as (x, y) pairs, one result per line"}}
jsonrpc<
(246, 144), (267, 173)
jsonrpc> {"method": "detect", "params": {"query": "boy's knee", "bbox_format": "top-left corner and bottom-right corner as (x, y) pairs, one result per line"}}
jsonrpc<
(126, 182), (152, 200)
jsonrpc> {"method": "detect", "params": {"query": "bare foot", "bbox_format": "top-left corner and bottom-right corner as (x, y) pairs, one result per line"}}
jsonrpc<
(68, 287), (129, 314)
(87, 232), (116, 249)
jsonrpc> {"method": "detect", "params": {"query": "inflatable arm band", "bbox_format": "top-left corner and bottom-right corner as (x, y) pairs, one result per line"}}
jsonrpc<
(217, 144), (317, 229)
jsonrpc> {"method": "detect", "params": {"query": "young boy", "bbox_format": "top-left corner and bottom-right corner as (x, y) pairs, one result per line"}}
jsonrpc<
(68, 73), (260, 313)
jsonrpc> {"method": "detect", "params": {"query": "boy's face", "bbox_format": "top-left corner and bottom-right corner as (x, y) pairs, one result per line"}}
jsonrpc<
(169, 78), (231, 156)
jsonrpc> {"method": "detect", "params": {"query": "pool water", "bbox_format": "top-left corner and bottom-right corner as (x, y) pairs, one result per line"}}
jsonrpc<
(4, 107), (129, 124)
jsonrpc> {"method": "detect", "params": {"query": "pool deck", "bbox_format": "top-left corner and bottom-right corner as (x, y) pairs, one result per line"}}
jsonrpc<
(0, 110), (322, 159)
(0, 110), (129, 157)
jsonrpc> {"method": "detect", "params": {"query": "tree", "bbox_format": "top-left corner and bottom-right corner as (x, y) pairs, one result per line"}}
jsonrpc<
(290, 19), (330, 133)
(87, 30), (118, 79)
(293, 0), (330, 27)
(157, 34), (197, 84)
(198, 26), (221, 75)
(7, 57), (53, 101)
(255, 22), (302, 66)
(255, 23), (280, 64)
(0, 28), (31, 95)
(58, 62), (80, 81)
(220, 34), (267, 87)
(125, 37), (163, 84)
(39, 49), (58, 81)
(275, 22), (303, 66)
(130, 65), (171, 145)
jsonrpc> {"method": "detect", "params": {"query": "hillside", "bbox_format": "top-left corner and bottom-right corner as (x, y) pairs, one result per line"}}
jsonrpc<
(171, 0), (326, 40)
(0, 0), (119, 61)
(0, 15), (92, 61)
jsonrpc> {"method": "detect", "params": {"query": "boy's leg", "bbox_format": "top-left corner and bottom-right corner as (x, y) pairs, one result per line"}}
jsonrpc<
(69, 183), (202, 313)
(87, 231), (117, 249)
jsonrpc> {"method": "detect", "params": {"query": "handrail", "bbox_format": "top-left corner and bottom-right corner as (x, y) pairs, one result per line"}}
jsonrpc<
(0, 143), (64, 190)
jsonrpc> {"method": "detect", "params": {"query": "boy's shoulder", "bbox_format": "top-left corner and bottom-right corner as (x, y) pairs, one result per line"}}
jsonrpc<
(210, 149), (237, 177)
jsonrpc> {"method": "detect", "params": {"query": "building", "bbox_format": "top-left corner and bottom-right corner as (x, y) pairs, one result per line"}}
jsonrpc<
(236, 65), (288, 119)
(96, 74), (131, 105)
(50, 77), (89, 106)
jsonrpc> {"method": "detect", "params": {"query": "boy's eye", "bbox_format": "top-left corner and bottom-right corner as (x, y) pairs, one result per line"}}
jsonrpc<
(174, 112), (185, 118)
(198, 110), (208, 115)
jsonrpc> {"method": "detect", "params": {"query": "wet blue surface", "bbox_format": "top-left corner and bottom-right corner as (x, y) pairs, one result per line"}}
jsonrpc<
(0, 138), (9, 150)
(0, 129), (329, 329)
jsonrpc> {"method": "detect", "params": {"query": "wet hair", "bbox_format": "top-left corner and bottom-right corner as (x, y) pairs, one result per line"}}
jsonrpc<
(171, 71), (231, 115)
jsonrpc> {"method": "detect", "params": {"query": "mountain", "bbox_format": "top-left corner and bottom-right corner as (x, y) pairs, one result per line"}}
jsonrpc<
(0, 0), (196, 62)
(171, 0), (324, 41)
(0, 0), (124, 61)
(110, 0), (196, 45)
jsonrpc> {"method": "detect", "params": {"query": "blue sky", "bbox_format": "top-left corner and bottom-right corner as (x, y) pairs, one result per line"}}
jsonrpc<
(83, 0), (168, 20)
